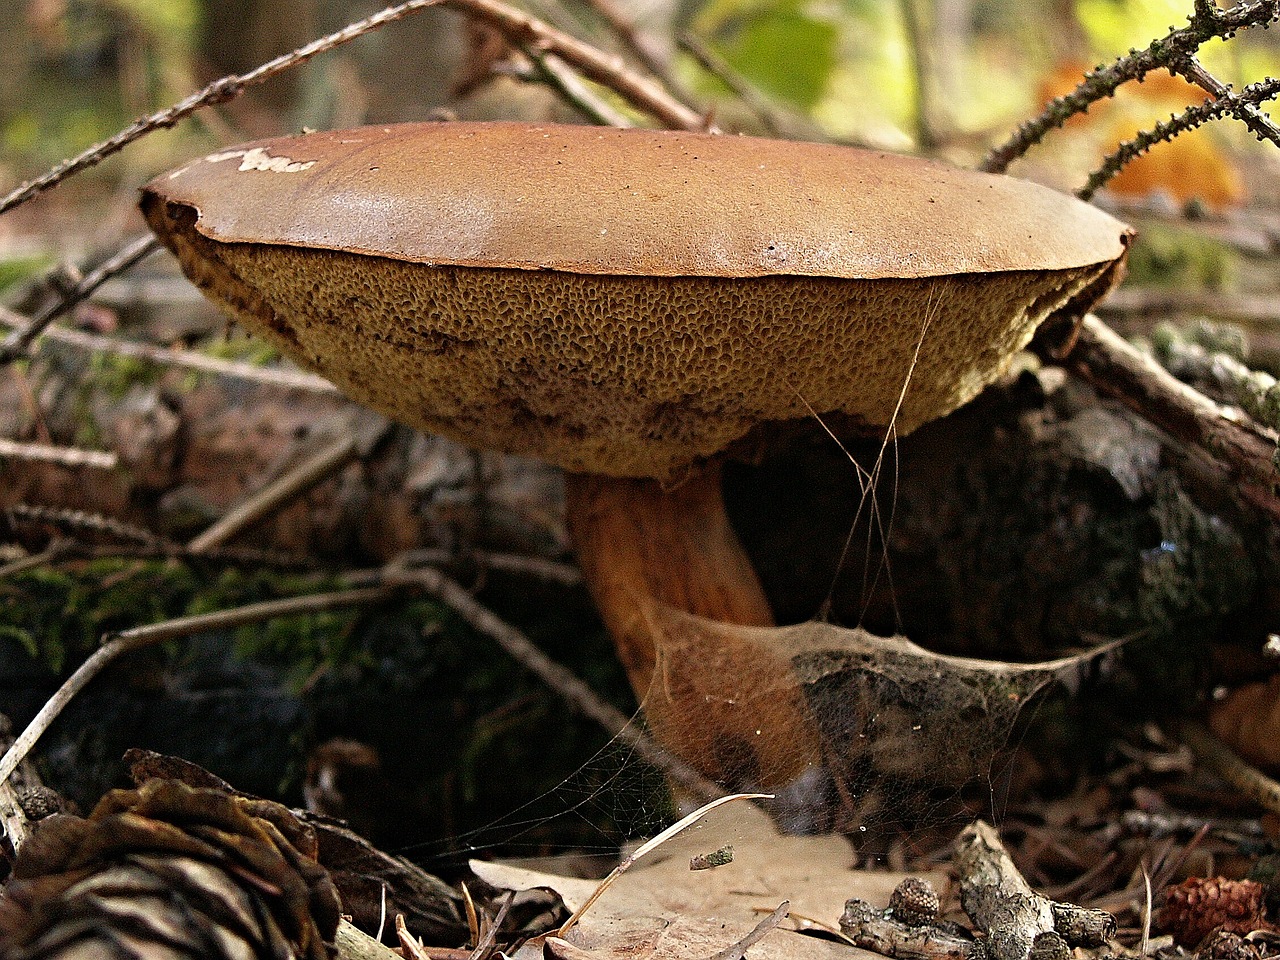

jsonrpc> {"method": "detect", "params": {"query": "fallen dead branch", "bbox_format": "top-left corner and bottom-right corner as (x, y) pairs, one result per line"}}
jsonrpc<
(955, 822), (1116, 960)
(1060, 316), (1280, 524)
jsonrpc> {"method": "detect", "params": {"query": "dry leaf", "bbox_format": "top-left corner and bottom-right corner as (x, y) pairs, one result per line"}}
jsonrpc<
(471, 799), (944, 960)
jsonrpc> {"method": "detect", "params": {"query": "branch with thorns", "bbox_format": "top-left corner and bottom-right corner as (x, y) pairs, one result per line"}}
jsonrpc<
(1079, 75), (1280, 200)
(982, 0), (1279, 175)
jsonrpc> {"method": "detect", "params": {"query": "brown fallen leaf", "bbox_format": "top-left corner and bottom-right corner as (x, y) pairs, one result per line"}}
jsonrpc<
(1208, 675), (1280, 772)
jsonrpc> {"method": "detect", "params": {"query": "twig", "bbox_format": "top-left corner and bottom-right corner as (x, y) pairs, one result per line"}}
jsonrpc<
(6, 504), (165, 545)
(981, 0), (1280, 174)
(0, 0), (708, 219)
(0, 235), (160, 365)
(521, 52), (635, 127)
(1174, 718), (1280, 817)
(1099, 289), (1280, 326)
(188, 434), (361, 552)
(395, 548), (582, 585)
(1060, 316), (1280, 524)
(466, 891), (512, 960)
(0, 714), (43, 853)
(0, 536), (319, 578)
(956, 822), (1116, 960)
(0, 585), (402, 790)
(0, 438), (118, 471)
(576, 0), (673, 90)
(555, 792), (771, 936)
(677, 32), (784, 136)
(1079, 77), (1280, 200)
(379, 565), (724, 803)
(0, 304), (339, 393)
(706, 901), (789, 960)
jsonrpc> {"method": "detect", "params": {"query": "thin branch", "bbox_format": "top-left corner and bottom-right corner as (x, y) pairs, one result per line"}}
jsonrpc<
(981, 0), (1280, 174)
(706, 902), (789, 960)
(0, 438), (118, 471)
(1175, 718), (1280, 817)
(0, 304), (339, 393)
(187, 434), (360, 552)
(0, 0), (709, 218)
(1079, 76), (1280, 200)
(0, 235), (160, 365)
(378, 565), (724, 803)
(576, 0), (674, 89)
(1100, 288), (1280, 326)
(519, 52), (635, 127)
(396, 548), (582, 585)
(677, 32), (785, 136)
(6, 504), (165, 545)
(0, 585), (402, 790)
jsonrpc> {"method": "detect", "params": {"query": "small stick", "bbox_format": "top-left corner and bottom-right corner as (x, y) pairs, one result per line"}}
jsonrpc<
(0, 438), (118, 471)
(0, 585), (401, 789)
(466, 891), (512, 960)
(1078, 77), (1280, 200)
(1062, 316), (1280, 524)
(6, 504), (166, 546)
(395, 548), (582, 586)
(1175, 718), (1280, 816)
(524, 51), (636, 128)
(188, 434), (360, 552)
(0, 303), (339, 393)
(555, 792), (771, 937)
(1100, 289), (1280, 327)
(1173, 53), (1280, 149)
(705, 901), (789, 960)
(677, 32), (785, 136)
(0, 235), (160, 365)
(380, 565), (724, 803)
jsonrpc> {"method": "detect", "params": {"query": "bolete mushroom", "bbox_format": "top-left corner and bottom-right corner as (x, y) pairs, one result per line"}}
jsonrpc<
(141, 121), (1131, 794)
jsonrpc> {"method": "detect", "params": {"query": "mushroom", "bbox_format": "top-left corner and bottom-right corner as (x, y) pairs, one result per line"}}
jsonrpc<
(141, 121), (1132, 793)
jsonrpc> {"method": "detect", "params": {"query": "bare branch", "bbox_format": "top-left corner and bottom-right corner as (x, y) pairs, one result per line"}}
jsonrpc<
(0, 235), (160, 365)
(0, 306), (339, 393)
(1173, 54), (1280, 147)
(0, 439), (118, 471)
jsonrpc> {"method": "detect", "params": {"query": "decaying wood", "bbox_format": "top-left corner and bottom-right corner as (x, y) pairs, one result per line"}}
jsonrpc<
(839, 899), (979, 960)
(1062, 316), (1280, 524)
(956, 822), (1116, 960)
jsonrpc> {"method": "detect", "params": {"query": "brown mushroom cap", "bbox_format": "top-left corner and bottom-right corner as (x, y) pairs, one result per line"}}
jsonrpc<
(142, 122), (1132, 479)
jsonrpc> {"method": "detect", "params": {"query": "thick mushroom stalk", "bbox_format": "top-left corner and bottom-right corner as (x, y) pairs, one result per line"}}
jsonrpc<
(566, 468), (827, 790)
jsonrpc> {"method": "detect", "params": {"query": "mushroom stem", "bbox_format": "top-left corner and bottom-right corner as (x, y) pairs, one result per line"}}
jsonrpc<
(564, 464), (775, 696)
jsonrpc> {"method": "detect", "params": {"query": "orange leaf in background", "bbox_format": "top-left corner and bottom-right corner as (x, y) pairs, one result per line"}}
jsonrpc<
(1036, 60), (1246, 210)
(1208, 674), (1280, 771)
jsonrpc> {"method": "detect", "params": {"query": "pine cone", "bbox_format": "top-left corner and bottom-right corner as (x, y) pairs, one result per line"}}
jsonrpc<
(0, 779), (340, 959)
(889, 877), (941, 927)
(1160, 877), (1270, 948)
